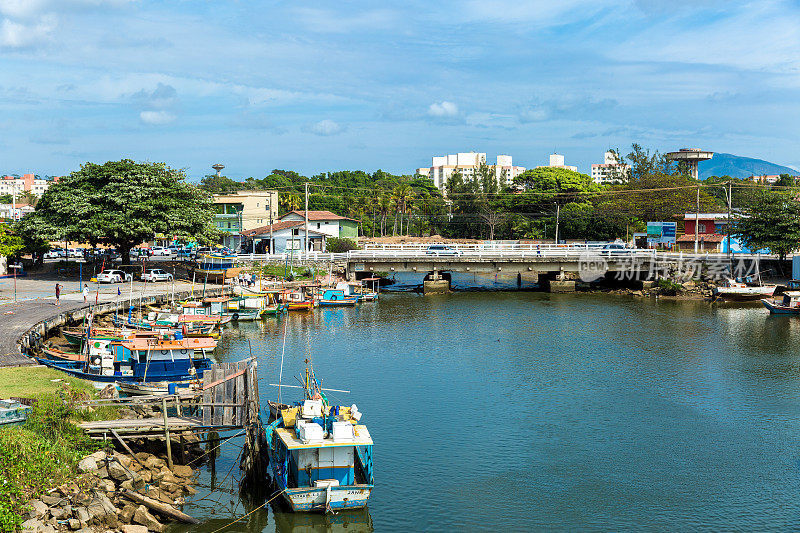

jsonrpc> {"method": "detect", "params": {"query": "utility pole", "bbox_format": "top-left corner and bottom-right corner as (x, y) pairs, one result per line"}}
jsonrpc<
(269, 211), (274, 255)
(694, 186), (700, 254)
(554, 203), (560, 245)
(727, 179), (732, 275)
(304, 182), (309, 260)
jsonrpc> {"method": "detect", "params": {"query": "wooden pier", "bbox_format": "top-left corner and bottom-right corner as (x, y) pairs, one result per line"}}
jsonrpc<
(78, 360), (264, 472)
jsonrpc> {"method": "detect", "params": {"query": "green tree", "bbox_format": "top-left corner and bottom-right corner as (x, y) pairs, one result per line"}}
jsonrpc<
(735, 192), (800, 260)
(391, 183), (415, 236)
(19, 160), (216, 264)
(199, 174), (240, 193)
(0, 223), (23, 258)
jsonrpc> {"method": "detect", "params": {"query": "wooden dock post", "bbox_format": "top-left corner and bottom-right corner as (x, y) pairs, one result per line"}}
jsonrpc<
(161, 397), (173, 469)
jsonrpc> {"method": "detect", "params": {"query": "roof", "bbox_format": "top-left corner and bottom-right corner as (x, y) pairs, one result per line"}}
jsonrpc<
(242, 220), (327, 237)
(275, 425), (373, 449)
(281, 210), (358, 222)
(676, 234), (726, 242)
(683, 213), (733, 220)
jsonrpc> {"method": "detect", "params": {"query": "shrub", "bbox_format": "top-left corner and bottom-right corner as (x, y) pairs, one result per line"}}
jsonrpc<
(657, 278), (683, 296)
(325, 238), (358, 253)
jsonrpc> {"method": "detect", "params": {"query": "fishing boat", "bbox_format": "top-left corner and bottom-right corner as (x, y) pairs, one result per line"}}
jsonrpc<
(318, 283), (359, 307)
(0, 399), (32, 427)
(117, 380), (200, 396)
(281, 288), (316, 311)
(761, 291), (800, 314)
(264, 362), (374, 512)
(194, 253), (237, 282)
(357, 278), (380, 302)
(713, 278), (777, 301)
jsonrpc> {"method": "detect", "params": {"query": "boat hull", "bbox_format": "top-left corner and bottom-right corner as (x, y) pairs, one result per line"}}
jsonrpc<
(714, 286), (776, 301)
(318, 298), (357, 307)
(761, 299), (800, 314)
(283, 486), (373, 512)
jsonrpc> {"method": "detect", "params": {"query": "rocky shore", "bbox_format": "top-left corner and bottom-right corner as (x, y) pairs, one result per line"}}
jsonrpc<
(21, 443), (204, 533)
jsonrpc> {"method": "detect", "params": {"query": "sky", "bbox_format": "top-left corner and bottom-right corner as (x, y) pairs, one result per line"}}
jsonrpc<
(1, 0), (799, 180)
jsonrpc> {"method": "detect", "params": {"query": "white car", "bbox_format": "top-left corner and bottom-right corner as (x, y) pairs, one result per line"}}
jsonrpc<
(150, 246), (171, 256)
(97, 269), (132, 283)
(141, 269), (173, 282)
(425, 244), (462, 256)
(43, 249), (64, 259)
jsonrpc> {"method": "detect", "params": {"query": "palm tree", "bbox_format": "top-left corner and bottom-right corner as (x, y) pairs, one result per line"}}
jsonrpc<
(377, 194), (391, 236)
(279, 194), (302, 214)
(391, 183), (415, 236)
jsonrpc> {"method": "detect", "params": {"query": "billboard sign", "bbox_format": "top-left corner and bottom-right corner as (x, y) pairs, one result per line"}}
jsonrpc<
(646, 222), (676, 244)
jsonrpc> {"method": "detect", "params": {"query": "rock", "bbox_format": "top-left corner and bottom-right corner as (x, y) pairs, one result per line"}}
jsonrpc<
(108, 460), (130, 481)
(114, 453), (133, 468)
(40, 494), (63, 506)
(159, 472), (179, 485)
(96, 466), (109, 479)
(144, 456), (165, 471)
(171, 464), (193, 478)
(121, 526), (149, 533)
(101, 479), (116, 492)
(49, 507), (65, 520)
(21, 518), (46, 532)
(159, 481), (179, 494)
(28, 499), (48, 519)
(90, 450), (108, 462)
(86, 492), (117, 522)
(133, 505), (164, 533)
(183, 485), (197, 495)
(68, 518), (81, 530)
(139, 470), (152, 483)
(74, 507), (91, 523)
(134, 452), (150, 463)
(119, 504), (137, 523)
(98, 384), (118, 399)
(77, 456), (98, 473)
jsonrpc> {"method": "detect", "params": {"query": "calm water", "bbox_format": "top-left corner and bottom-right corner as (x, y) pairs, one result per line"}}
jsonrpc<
(174, 292), (800, 532)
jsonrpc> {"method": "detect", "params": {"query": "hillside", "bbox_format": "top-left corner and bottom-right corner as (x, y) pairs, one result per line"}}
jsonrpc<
(699, 153), (798, 179)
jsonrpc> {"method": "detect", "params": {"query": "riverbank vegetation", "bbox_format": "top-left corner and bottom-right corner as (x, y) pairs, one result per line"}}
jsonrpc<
(0, 388), (102, 530)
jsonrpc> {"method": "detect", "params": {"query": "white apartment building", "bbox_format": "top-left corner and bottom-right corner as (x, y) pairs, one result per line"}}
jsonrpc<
(0, 174), (59, 197)
(537, 153), (578, 172)
(590, 151), (630, 184)
(416, 152), (526, 191)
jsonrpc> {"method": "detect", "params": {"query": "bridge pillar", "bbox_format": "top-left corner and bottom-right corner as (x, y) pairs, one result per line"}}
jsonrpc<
(542, 279), (575, 293)
(423, 270), (450, 294)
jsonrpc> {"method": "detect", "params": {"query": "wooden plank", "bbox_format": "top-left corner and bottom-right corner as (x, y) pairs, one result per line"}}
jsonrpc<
(224, 363), (234, 427)
(202, 368), (212, 426)
(213, 367), (225, 426)
(235, 361), (246, 427)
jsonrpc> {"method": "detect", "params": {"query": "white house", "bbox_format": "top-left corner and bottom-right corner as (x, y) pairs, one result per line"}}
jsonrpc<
(416, 152), (526, 191)
(279, 211), (359, 239)
(242, 220), (328, 254)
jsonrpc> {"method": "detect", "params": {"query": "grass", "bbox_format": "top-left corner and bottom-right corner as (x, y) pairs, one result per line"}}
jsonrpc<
(0, 387), (103, 530)
(257, 263), (316, 281)
(0, 366), (96, 398)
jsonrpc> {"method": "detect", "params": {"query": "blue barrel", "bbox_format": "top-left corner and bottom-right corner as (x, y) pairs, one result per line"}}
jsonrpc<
(168, 383), (177, 395)
(174, 331), (183, 340)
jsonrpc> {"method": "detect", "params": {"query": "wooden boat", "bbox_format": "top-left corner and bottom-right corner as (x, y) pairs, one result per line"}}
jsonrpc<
(264, 362), (373, 512)
(41, 346), (83, 362)
(117, 380), (200, 396)
(194, 253), (237, 282)
(713, 278), (776, 301)
(357, 278), (380, 302)
(281, 288), (316, 311)
(762, 291), (800, 314)
(0, 399), (32, 427)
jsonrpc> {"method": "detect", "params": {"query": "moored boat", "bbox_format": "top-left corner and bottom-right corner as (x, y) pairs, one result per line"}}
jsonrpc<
(264, 363), (373, 513)
(714, 278), (776, 301)
(761, 291), (800, 314)
(0, 399), (32, 427)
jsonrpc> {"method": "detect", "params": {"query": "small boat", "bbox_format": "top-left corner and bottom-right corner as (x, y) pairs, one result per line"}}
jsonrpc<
(762, 291), (800, 314)
(117, 380), (200, 396)
(194, 253), (238, 282)
(0, 399), (32, 426)
(264, 362), (373, 512)
(41, 346), (84, 362)
(318, 283), (359, 307)
(714, 278), (776, 301)
(281, 288), (316, 311)
(357, 278), (380, 302)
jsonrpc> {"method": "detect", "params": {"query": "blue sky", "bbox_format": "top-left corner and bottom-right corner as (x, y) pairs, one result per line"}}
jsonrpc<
(1, 0), (799, 180)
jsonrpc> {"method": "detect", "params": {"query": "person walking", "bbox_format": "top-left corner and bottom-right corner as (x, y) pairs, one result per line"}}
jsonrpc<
(55, 283), (61, 306)
(82, 283), (89, 303)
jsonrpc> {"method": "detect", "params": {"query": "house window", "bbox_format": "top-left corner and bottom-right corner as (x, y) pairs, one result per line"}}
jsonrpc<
(698, 223), (706, 233)
(317, 223), (320, 229)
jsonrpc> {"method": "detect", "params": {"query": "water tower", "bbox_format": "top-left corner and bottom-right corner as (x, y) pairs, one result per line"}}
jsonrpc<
(666, 148), (713, 180)
(212, 163), (225, 177)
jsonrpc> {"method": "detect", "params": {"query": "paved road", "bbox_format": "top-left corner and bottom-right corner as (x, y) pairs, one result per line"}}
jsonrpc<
(0, 277), (216, 367)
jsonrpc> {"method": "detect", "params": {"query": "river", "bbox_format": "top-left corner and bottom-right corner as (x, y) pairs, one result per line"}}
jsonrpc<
(174, 292), (800, 532)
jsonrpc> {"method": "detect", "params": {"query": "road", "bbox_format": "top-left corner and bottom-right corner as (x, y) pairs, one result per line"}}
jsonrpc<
(0, 277), (215, 367)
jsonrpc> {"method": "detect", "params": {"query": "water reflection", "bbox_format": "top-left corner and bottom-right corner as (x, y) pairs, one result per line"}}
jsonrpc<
(273, 507), (373, 533)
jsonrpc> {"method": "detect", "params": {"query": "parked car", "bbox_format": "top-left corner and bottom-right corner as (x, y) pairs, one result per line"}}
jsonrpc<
(43, 249), (64, 259)
(141, 268), (174, 282)
(150, 246), (171, 256)
(131, 248), (153, 259)
(600, 243), (632, 256)
(97, 269), (132, 283)
(425, 244), (462, 257)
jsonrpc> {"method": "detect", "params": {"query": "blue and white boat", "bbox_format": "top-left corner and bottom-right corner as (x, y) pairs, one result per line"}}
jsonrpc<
(264, 363), (374, 512)
(318, 283), (359, 306)
(761, 291), (800, 314)
(0, 399), (32, 426)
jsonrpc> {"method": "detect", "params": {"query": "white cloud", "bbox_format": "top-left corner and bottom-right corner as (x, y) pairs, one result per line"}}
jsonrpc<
(428, 101), (459, 118)
(309, 119), (343, 136)
(139, 110), (175, 125)
(0, 14), (56, 48)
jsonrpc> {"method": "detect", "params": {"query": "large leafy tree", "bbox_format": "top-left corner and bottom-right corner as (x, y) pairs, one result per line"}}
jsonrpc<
(20, 160), (216, 264)
(0, 223), (23, 258)
(735, 192), (800, 260)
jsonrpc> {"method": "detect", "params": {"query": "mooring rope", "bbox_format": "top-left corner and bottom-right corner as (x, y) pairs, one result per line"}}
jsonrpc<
(208, 488), (286, 533)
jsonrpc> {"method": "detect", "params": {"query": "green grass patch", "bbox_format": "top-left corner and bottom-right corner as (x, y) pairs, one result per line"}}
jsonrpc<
(257, 263), (316, 281)
(0, 366), (95, 398)
(0, 387), (103, 530)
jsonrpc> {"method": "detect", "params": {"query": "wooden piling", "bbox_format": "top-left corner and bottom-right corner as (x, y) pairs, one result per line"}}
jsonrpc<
(161, 397), (173, 469)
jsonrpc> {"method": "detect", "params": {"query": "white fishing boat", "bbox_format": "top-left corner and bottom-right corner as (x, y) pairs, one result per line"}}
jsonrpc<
(713, 278), (776, 301)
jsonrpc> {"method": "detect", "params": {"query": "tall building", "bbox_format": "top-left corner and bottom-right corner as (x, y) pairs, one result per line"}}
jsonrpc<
(0, 174), (59, 197)
(416, 152), (526, 191)
(537, 153), (578, 172)
(212, 190), (279, 251)
(591, 151), (630, 184)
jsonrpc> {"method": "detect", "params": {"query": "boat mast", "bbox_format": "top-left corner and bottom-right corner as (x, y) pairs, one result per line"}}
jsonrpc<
(278, 319), (287, 405)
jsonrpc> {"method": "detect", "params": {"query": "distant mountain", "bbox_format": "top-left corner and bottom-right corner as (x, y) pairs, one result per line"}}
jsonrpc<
(699, 152), (798, 179)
